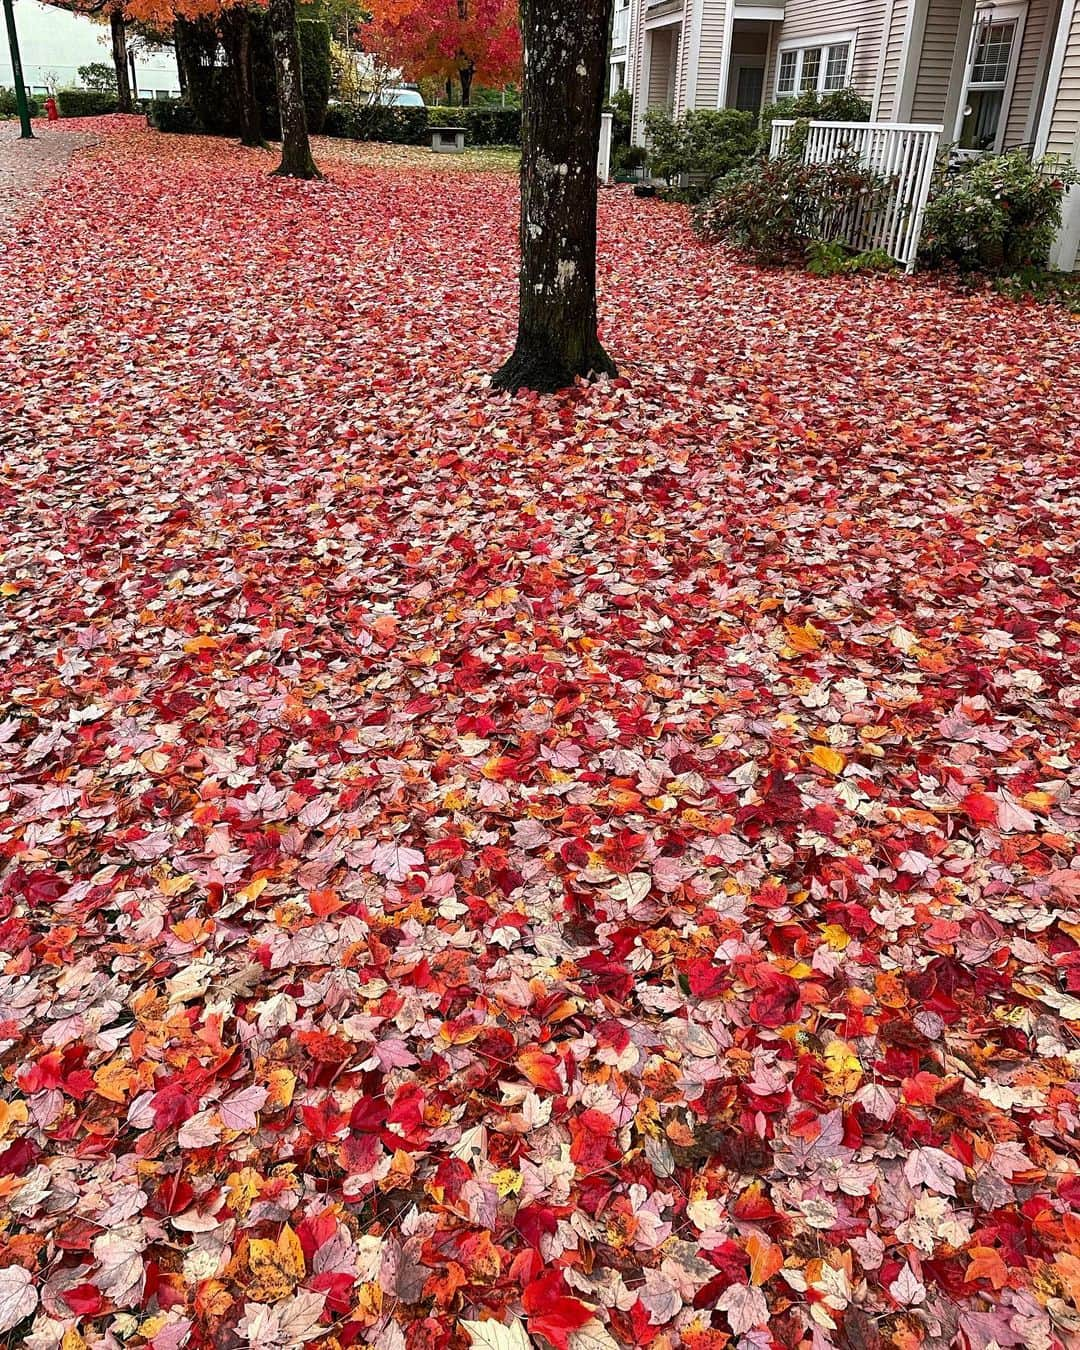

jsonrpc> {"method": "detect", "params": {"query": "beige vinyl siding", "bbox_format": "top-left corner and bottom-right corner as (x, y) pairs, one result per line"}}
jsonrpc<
(878, 0), (911, 119)
(647, 26), (679, 107)
(1004, 0), (1054, 143)
(1045, 0), (1080, 155)
(766, 0), (889, 99)
(911, 0), (962, 122)
(675, 4), (694, 112)
(694, 0), (729, 107)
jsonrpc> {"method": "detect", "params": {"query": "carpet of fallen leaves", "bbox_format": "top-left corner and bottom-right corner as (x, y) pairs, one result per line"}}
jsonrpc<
(1, 115), (1079, 1350)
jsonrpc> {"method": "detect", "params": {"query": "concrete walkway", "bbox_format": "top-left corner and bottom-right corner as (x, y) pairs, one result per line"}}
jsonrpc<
(0, 122), (98, 230)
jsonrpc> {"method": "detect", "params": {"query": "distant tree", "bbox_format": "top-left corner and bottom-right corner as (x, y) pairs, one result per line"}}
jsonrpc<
(493, 0), (616, 392)
(77, 59), (118, 90)
(363, 0), (519, 106)
(46, 1), (134, 110)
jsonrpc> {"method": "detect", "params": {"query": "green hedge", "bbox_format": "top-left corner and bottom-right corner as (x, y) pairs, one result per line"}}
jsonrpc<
(322, 102), (520, 146)
(0, 88), (40, 118)
(57, 88), (120, 117)
(323, 103), (428, 144)
(148, 99), (202, 134)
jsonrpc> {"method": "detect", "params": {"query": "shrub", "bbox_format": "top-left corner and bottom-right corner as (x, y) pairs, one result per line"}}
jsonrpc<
(607, 86), (631, 154)
(148, 98), (202, 134)
(805, 239), (897, 276)
(323, 103), (429, 144)
(760, 86), (870, 153)
(919, 151), (1075, 273)
(57, 88), (120, 117)
(693, 155), (885, 265)
(644, 107), (757, 200)
(321, 103), (519, 147)
(0, 88), (41, 118)
(77, 62), (117, 92)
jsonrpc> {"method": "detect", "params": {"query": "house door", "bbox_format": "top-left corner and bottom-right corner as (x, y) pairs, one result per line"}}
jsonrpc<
(727, 57), (766, 113)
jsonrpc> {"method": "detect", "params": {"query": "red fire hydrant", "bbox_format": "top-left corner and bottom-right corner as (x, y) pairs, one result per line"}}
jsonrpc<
(45, 96), (59, 122)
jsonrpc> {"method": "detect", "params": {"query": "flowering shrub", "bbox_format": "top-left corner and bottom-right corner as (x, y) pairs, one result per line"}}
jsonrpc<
(920, 151), (1075, 272)
(693, 154), (885, 265)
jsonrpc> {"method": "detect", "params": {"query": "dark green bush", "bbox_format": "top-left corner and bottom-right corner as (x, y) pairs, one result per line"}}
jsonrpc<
(0, 88), (40, 118)
(643, 107), (758, 200)
(148, 98), (202, 134)
(321, 102), (519, 146)
(57, 88), (120, 117)
(323, 103), (429, 144)
(760, 87), (870, 152)
(298, 19), (331, 134)
(919, 152), (1075, 273)
(693, 155), (885, 265)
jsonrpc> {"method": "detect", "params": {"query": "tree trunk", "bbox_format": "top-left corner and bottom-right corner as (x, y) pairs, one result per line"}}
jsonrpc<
(174, 18), (193, 97)
(445, 77), (454, 105)
(493, 0), (617, 393)
(459, 61), (473, 106)
(110, 9), (133, 113)
(268, 0), (321, 178)
(224, 8), (265, 147)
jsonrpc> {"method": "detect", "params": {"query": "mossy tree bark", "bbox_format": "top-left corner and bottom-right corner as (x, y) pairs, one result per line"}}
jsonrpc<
(110, 9), (133, 113)
(268, 0), (321, 179)
(493, 0), (617, 393)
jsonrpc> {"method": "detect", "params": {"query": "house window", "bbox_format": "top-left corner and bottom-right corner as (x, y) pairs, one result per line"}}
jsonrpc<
(775, 37), (854, 98)
(956, 6), (1026, 152)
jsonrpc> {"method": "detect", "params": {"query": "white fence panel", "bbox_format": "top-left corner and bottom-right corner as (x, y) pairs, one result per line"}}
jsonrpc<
(769, 119), (942, 272)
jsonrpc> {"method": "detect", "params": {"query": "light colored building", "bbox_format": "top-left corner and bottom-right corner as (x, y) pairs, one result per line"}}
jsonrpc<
(623, 0), (1080, 267)
(0, 0), (180, 99)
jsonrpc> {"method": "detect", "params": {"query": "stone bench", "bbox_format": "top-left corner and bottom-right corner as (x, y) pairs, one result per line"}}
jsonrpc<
(431, 126), (467, 154)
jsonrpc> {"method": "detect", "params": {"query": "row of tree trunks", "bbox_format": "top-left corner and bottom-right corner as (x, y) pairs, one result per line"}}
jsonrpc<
(493, 0), (616, 392)
(109, 8), (133, 113)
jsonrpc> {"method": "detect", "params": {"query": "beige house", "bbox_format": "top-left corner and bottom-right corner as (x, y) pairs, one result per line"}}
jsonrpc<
(612, 0), (1080, 268)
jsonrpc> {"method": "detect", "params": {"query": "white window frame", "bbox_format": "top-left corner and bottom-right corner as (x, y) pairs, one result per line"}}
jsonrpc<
(952, 2), (1028, 154)
(774, 31), (858, 99)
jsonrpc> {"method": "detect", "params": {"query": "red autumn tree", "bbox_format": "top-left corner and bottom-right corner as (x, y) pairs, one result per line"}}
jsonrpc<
(363, 0), (520, 105)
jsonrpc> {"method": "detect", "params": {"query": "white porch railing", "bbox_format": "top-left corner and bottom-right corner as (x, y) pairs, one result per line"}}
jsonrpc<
(598, 111), (614, 183)
(769, 119), (943, 272)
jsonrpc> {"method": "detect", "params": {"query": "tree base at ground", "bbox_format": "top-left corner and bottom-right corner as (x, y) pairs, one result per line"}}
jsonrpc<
(493, 333), (616, 394)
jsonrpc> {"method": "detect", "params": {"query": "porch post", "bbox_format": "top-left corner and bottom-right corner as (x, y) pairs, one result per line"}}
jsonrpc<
(894, 0), (932, 120)
(942, 0), (978, 139)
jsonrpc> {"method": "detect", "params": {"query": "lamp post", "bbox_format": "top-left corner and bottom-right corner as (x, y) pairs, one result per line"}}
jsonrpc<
(2, 0), (34, 138)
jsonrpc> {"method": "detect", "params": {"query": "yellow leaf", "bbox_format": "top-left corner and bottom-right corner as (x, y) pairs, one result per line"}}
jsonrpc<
(820, 924), (850, 951)
(823, 1039), (862, 1096)
(248, 1224), (306, 1302)
(808, 745), (846, 776)
(62, 1330), (89, 1350)
(237, 876), (268, 904)
(265, 1067), (296, 1110)
(491, 1168), (523, 1197)
(94, 1060), (137, 1104)
(226, 1168), (263, 1218)
(159, 872), (195, 897)
(0, 1098), (28, 1139)
(784, 622), (824, 652)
